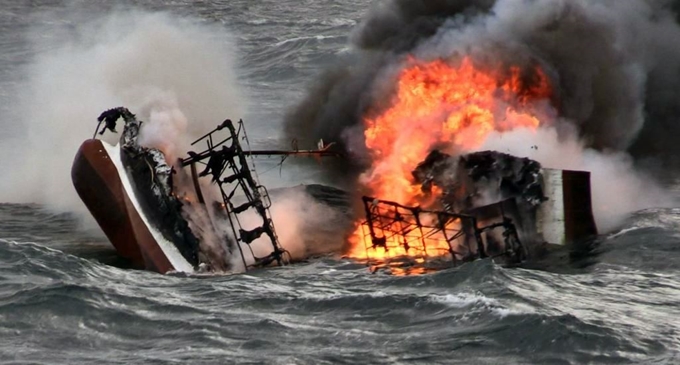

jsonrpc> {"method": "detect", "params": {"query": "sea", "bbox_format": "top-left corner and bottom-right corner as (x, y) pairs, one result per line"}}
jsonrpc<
(1, 1), (679, 364)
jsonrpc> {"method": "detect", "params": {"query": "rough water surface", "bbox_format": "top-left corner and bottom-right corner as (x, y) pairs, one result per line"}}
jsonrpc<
(1, 204), (680, 364)
(0, 1), (679, 364)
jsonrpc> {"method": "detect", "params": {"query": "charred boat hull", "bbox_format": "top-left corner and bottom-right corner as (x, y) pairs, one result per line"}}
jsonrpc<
(72, 139), (194, 273)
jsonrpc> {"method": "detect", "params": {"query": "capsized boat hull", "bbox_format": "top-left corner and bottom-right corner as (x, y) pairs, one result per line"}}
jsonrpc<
(71, 139), (187, 273)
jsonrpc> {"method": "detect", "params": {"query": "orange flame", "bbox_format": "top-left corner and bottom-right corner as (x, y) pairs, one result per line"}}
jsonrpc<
(347, 56), (553, 262)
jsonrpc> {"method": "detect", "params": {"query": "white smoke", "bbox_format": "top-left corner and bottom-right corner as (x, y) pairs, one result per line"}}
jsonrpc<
(138, 99), (190, 163)
(230, 187), (347, 271)
(478, 125), (669, 232)
(0, 10), (246, 223)
(0, 6), (350, 271)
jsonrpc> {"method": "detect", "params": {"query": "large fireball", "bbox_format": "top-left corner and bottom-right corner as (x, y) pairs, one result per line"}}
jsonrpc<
(347, 56), (554, 261)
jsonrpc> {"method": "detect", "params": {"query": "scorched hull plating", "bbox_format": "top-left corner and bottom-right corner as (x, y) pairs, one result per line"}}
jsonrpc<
(72, 139), (184, 273)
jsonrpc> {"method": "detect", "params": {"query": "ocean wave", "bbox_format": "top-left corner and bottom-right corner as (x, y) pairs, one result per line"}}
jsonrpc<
(431, 292), (534, 319)
(273, 34), (343, 47)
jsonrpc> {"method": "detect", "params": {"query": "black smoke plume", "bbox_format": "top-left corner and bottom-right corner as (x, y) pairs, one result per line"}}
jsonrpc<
(284, 0), (680, 175)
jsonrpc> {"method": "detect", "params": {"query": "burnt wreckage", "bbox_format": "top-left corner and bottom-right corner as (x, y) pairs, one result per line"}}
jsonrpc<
(357, 150), (598, 270)
(72, 107), (597, 274)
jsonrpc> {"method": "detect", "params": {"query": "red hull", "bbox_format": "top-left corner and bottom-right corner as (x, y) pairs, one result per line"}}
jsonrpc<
(71, 139), (176, 273)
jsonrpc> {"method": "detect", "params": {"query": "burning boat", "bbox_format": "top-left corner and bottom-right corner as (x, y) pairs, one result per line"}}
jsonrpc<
(72, 104), (597, 275)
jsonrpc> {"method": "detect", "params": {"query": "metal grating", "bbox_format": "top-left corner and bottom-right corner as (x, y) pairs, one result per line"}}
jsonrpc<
(359, 196), (526, 270)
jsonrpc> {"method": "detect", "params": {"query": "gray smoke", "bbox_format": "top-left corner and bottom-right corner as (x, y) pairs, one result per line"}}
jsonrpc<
(285, 0), (680, 161)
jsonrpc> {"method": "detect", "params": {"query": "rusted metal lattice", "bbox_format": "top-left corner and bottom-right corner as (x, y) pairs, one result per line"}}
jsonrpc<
(359, 196), (525, 269)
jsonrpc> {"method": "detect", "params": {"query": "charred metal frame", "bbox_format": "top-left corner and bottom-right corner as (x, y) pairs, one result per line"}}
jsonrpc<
(359, 196), (525, 268)
(181, 119), (290, 270)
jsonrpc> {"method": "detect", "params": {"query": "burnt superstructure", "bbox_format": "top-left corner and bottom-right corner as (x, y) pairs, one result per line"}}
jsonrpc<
(354, 151), (598, 272)
(356, 196), (525, 270)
